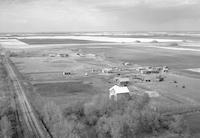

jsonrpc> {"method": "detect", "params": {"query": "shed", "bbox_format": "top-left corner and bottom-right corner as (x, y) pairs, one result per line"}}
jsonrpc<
(114, 77), (130, 86)
(109, 85), (130, 101)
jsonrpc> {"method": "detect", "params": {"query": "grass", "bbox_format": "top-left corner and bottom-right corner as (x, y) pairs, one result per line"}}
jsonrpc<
(185, 113), (200, 134)
(33, 81), (100, 97)
(10, 41), (200, 118)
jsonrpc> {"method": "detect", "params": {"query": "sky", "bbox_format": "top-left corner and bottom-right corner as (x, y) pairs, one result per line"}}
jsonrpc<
(0, 0), (200, 32)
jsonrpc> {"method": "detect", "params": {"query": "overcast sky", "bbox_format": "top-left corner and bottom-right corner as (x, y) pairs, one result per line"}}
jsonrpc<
(1, 0), (200, 32)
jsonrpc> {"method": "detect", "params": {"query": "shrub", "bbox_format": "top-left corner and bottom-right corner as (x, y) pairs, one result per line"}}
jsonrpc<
(169, 115), (188, 135)
(169, 42), (179, 46)
(63, 101), (85, 121)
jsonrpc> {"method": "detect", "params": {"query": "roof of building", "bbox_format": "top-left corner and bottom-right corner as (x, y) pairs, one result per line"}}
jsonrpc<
(109, 85), (130, 94)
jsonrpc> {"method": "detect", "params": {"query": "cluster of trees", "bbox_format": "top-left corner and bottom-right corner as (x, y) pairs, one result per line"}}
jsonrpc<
(0, 98), (17, 138)
(41, 93), (190, 138)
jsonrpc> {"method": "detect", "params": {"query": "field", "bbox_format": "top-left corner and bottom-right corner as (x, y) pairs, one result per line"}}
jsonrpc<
(1, 34), (200, 135)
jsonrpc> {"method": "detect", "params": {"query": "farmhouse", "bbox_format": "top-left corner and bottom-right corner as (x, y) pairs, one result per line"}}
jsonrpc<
(109, 85), (130, 101)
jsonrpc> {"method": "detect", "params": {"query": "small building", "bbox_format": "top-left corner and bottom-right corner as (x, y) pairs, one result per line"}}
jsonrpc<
(109, 85), (130, 101)
(102, 68), (113, 74)
(63, 72), (71, 76)
(48, 53), (56, 57)
(140, 70), (151, 74)
(59, 53), (69, 57)
(123, 62), (131, 66)
(76, 53), (84, 57)
(136, 67), (146, 72)
(132, 74), (144, 82)
(140, 67), (160, 74)
(156, 75), (164, 82)
(114, 77), (130, 86)
(162, 66), (169, 73)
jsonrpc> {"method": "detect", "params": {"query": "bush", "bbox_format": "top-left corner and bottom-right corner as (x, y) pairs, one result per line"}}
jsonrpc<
(169, 42), (179, 46)
(169, 115), (188, 135)
(63, 101), (85, 121)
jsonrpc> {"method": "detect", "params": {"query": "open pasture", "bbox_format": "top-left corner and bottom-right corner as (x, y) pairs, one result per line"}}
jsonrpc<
(8, 40), (200, 115)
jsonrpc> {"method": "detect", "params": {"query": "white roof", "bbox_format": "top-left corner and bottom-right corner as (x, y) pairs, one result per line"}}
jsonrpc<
(109, 85), (130, 94)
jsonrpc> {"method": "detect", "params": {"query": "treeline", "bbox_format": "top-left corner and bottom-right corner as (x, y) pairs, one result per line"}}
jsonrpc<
(38, 93), (190, 138)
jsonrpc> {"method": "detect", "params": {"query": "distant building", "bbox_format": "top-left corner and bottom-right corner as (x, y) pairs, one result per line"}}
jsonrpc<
(59, 53), (69, 57)
(162, 66), (169, 73)
(114, 77), (130, 86)
(138, 66), (160, 74)
(63, 72), (71, 76)
(123, 62), (131, 66)
(140, 70), (151, 74)
(48, 53), (56, 57)
(156, 75), (164, 82)
(109, 85), (130, 101)
(102, 68), (113, 74)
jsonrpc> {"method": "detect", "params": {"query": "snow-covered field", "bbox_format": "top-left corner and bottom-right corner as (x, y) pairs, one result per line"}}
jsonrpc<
(0, 39), (28, 49)
(17, 35), (182, 43)
(187, 68), (200, 73)
(1, 35), (200, 52)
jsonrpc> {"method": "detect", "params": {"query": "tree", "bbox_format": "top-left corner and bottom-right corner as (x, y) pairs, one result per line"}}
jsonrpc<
(43, 101), (63, 137)
(0, 116), (12, 138)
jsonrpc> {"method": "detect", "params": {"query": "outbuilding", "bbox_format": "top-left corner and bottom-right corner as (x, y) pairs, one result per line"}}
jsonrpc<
(114, 77), (130, 86)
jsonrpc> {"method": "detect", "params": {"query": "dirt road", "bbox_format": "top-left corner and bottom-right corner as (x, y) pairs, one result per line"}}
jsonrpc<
(4, 58), (47, 138)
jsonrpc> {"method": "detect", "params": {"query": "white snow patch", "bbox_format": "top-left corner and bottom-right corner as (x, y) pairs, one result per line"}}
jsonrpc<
(187, 68), (200, 73)
(0, 39), (28, 49)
